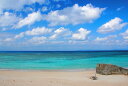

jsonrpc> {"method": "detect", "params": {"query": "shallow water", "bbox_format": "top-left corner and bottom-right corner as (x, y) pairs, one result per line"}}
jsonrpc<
(0, 51), (128, 70)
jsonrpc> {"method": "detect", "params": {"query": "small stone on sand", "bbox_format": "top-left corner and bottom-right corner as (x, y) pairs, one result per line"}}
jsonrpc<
(90, 76), (97, 80)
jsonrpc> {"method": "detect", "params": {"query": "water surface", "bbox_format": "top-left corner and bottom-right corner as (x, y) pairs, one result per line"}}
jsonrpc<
(0, 51), (128, 70)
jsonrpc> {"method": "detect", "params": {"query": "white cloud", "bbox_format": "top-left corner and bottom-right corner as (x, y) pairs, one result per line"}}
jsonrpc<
(4, 38), (14, 42)
(50, 27), (71, 39)
(43, 4), (105, 26)
(24, 7), (34, 12)
(29, 36), (47, 44)
(97, 17), (127, 33)
(121, 29), (128, 40)
(68, 40), (88, 44)
(0, 33), (15, 43)
(116, 7), (124, 11)
(14, 32), (25, 39)
(0, 0), (45, 11)
(25, 27), (52, 35)
(95, 37), (108, 41)
(15, 11), (42, 28)
(72, 28), (91, 40)
(95, 35), (117, 41)
(0, 12), (20, 27)
(15, 27), (52, 39)
(2, 27), (52, 44)
(92, 35), (124, 46)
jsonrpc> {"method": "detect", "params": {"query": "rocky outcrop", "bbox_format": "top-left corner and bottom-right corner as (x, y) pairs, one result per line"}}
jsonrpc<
(96, 64), (128, 75)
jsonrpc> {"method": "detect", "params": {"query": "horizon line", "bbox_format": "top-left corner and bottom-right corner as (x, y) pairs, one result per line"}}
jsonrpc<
(0, 50), (128, 52)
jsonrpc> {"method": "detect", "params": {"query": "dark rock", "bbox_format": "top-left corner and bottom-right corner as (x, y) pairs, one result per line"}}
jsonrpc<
(96, 64), (128, 75)
(90, 76), (97, 80)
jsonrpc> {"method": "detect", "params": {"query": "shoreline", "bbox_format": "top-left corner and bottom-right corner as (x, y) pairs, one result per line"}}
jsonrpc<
(0, 67), (127, 72)
(0, 68), (96, 72)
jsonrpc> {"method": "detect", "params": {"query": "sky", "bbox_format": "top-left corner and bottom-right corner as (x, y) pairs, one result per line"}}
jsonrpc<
(0, 0), (128, 51)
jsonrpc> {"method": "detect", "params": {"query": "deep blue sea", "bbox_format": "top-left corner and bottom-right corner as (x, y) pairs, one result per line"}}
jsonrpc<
(0, 51), (128, 70)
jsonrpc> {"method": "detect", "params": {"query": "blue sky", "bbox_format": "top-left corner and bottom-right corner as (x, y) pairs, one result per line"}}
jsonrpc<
(0, 0), (128, 51)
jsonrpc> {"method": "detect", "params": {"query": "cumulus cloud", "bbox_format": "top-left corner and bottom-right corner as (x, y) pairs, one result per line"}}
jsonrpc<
(25, 27), (52, 36)
(72, 28), (91, 40)
(97, 17), (128, 33)
(121, 29), (128, 40)
(0, 12), (20, 27)
(0, 33), (15, 43)
(0, 0), (45, 11)
(43, 4), (105, 26)
(50, 27), (71, 39)
(1, 27), (51, 43)
(15, 11), (42, 28)
(14, 32), (24, 39)
(15, 27), (52, 39)
(95, 35), (117, 41)
(13, 27), (91, 45)
(29, 36), (47, 44)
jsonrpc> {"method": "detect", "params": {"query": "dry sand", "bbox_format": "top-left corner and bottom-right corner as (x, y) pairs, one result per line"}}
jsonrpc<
(0, 70), (128, 86)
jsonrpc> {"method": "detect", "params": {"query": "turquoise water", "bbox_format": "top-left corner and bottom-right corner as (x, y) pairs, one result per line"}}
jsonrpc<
(0, 51), (128, 70)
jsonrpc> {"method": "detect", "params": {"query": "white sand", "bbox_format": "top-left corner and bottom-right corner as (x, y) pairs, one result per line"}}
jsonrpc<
(0, 70), (128, 86)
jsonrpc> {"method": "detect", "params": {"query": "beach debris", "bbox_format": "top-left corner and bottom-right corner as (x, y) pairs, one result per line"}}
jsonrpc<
(90, 73), (97, 80)
(96, 64), (128, 75)
(90, 76), (97, 80)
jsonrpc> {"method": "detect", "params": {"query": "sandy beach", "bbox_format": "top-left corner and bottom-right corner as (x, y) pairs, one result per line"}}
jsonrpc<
(0, 70), (128, 86)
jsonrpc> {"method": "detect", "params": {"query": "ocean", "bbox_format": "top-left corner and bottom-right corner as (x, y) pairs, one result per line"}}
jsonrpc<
(0, 51), (128, 70)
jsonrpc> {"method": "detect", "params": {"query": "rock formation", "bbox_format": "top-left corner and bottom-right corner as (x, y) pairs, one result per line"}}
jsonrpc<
(96, 64), (128, 75)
